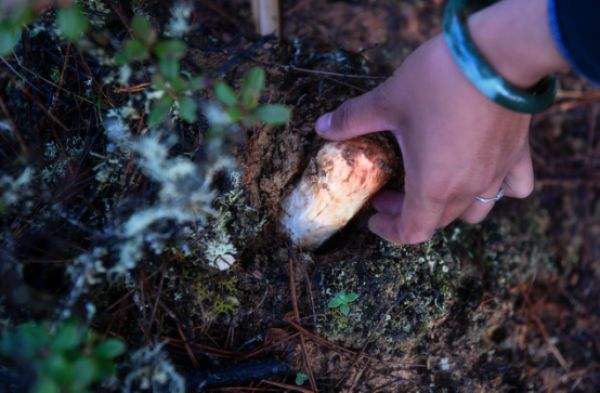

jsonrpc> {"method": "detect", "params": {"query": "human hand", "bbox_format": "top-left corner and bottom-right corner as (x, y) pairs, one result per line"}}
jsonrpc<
(314, 0), (568, 244)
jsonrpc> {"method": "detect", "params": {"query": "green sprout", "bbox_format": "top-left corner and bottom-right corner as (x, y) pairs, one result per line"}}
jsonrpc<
(295, 372), (309, 386)
(214, 67), (291, 127)
(327, 290), (359, 316)
(113, 14), (202, 127)
(0, 319), (125, 393)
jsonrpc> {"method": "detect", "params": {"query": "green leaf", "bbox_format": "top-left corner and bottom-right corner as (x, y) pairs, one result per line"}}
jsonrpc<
(171, 77), (188, 94)
(51, 322), (82, 351)
(327, 297), (343, 308)
(95, 359), (117, 378)
(32, 378), (59, 393)
(72, 357), (98, 389)
(43, 353), (72, 387)
(226, 106), (242, 123)
(240, 67), (265, 109)
(159, 58), (180, 81)
(123, 39), (148, 62)
(154, 39), (187, 60)
(15, 323), (47, 358)
(131, 15), (155, 45)
(340, 303), (350, 316)
(12, 8), (35, 27)
(0, 21), (21, 56)
(148, 95), (173, 127)
(57, 4), (89, 41)
(343, 292), (358, 303)
(255, 104), (290, 126)
(94, 338), (125, 359)
(215, 82), (238, 107)
(295, 372), (309, 386)
(114, 50), (128, 66)
(178, 96), (198, 123)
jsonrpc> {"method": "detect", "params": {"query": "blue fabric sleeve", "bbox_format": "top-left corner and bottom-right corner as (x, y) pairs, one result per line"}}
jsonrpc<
(548, 0), (600, 86)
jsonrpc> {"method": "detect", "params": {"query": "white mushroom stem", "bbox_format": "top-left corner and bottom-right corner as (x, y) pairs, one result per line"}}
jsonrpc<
(280, 137), (396, 249)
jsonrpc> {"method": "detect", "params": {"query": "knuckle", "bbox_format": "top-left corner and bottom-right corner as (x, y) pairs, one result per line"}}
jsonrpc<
(422, 186), (452, 206)
(418, 177), (451, 199)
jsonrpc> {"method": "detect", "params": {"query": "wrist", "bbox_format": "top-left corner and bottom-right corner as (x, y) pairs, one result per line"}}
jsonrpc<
(468, 0), (569, 89)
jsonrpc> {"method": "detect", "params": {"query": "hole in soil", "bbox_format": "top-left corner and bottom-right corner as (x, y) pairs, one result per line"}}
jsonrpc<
(490, 326), (508, 343)
(314, 210), (371, 254)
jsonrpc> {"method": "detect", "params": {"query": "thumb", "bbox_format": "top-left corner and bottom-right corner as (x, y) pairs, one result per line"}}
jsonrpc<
(315, 84), (395, 141)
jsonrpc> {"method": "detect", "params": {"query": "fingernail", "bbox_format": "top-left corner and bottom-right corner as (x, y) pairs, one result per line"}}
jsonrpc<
(315, 112), (333, 134)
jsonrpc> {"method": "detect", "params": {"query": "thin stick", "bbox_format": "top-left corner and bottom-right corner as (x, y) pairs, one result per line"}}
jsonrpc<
(288, 255), (319, 392)
(520, 287), (569, 370)
(114, 82), (151, 94)
(5, 54), (94, 104)
(289, 66), (386, 80)
(148, 272), (165, 334)
(339, 301), (399, 390)
(176, 323), (201, 369)
(248, 56), (387, 80)
(261, 380), (314, 393)
(49, 44), (71, 115)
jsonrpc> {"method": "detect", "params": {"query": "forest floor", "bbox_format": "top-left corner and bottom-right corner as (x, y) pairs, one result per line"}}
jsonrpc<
(1, 0), (599, 392)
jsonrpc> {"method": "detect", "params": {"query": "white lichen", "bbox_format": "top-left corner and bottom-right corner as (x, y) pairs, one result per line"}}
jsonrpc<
(203, 232), (237, 271)
(165, 2), (193, 38)
(105, 121), (234, 277)
(0, 167), (33, 208)
(123, 343), (185, 393)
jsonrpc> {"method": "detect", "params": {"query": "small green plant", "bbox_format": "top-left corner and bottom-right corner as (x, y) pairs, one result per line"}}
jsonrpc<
(295, 372), (309, 386)
(0, 5), (290, 131)
(0, 2), (88, 56)
(0, 6), (34, 55)
(0, 319), (125, 393)
(56, 4), (89, 41)
(215, 67), (291, 127)
(327, 290), (358, 316)
(113, 14), (203, 127)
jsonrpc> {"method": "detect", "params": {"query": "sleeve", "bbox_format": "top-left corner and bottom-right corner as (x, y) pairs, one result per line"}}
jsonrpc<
(548, 0), (600, 86)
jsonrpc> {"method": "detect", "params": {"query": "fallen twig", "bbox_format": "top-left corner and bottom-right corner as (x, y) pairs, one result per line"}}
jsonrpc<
(288, 253), (319, 392)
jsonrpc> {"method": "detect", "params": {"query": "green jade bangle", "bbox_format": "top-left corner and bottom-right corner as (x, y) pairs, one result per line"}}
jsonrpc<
(443, 0), (557, 113)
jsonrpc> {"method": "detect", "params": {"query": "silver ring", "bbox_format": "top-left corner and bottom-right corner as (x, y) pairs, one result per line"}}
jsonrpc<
(475, 188), (505, 203)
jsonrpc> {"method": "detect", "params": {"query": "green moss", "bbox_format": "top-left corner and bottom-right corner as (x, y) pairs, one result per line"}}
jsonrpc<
(316, 232), (458, 347)
(315, 201), (554, 352)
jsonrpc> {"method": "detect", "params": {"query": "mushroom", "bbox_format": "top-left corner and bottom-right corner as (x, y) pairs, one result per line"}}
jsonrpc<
(280, 137), (396, 249)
